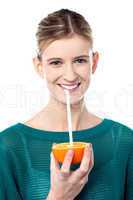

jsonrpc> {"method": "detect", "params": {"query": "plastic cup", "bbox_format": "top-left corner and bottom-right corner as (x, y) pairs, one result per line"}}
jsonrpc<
(52, 142), (89, 164)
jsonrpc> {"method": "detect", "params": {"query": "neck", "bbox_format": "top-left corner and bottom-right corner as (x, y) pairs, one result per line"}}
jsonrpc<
(41, 96), (89, 131)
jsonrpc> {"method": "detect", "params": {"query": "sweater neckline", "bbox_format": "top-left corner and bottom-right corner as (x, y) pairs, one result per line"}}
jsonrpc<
(16, 118), (114, 141)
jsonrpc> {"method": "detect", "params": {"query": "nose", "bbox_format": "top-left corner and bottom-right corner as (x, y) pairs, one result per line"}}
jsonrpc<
(63, 64), (78, 82)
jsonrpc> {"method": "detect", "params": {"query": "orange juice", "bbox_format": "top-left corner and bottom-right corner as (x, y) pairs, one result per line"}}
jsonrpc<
(52, 142), (89, 164)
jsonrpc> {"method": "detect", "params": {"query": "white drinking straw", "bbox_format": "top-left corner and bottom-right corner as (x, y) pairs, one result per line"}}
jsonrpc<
(64, 89), (73, 146)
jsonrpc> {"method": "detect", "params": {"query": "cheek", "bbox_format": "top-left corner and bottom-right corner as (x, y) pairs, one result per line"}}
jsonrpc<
(44, 65), (91, 82)
(42, 63), (60, 82)
(45, 69), (60, 82)
(79, 67), (91, 80)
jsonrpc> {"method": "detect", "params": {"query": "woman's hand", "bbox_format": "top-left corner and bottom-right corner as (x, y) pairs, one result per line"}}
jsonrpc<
(47, 143), (94, 200)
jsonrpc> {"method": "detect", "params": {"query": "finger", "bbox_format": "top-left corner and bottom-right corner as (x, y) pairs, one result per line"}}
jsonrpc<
(51, 143), (60, 171)
(86, 148), (94, 176)
(75, 144), (92, 179)
(89, 146), (94, 170)
(50, 152), (60, 172)
(80, 144), (92, 170)
(60, 149), (74, 176)
(80, 174), (89, 186)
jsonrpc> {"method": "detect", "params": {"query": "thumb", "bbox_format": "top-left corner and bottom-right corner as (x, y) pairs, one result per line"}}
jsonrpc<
(50, 145), (60, 171)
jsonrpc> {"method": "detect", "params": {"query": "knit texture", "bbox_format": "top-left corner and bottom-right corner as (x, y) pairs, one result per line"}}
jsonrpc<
(0, 118), (133, 200)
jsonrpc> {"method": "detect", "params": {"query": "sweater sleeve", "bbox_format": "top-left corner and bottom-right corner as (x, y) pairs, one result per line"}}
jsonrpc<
(125, 150), (133, 200)
(0, 139), (22, 200)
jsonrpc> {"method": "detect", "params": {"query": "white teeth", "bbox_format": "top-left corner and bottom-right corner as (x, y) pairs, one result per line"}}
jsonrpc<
(60, 84), (78, 90)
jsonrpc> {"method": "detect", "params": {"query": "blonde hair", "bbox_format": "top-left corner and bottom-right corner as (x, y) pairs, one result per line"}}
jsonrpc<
(36, 9), (93, 60)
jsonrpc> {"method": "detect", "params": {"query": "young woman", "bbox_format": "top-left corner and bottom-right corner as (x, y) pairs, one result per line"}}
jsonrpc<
(0, 9), (133, 200)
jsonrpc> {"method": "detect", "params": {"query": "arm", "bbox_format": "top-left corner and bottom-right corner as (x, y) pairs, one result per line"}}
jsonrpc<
(125, 150), (133, 199)
(46, 190), (59, 200)
(46, 189), (74, 200)
(0, 140), (22, 200)
(46, 190), (57, 200)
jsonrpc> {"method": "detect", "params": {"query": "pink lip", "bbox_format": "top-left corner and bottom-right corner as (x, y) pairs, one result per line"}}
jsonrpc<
(57, 82), (81, 92)
(58, 82), (80, 86)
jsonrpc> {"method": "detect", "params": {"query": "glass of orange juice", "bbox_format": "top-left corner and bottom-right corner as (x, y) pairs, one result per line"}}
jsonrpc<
(52, 142), (89, 164)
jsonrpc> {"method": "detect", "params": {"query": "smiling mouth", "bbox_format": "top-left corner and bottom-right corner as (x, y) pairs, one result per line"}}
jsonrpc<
(57, 82), (81, 92)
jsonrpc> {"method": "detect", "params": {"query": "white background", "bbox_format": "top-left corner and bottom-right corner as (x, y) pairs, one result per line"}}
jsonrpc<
(0, 0), (133, 131)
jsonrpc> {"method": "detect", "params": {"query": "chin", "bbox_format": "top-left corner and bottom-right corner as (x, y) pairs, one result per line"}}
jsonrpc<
(56, 95), (84, 106)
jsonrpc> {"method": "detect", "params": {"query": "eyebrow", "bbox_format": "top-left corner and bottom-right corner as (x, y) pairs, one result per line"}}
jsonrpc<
(47, 55), (90, 62)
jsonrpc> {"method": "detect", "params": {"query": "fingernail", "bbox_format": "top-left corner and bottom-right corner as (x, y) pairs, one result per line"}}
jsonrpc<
(68, 149), (74, 155)
(86, 143), (92, 149)
(85, 143), (92, 152)
(52, 143), (56, 147)
(85, 146), (89, 152)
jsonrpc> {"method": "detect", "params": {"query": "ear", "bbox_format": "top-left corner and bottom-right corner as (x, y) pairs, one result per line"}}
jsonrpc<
(32, 57), (44, 79)
(91, 51), (99, 74)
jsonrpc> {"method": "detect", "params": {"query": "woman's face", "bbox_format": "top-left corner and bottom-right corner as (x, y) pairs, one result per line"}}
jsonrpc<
(34, 34), (99, 105)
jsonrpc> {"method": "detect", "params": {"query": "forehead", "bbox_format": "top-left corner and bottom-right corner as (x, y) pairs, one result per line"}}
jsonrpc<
(42, 35), (91, 59)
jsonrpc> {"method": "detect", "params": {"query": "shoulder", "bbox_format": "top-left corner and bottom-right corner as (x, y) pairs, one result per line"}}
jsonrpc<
(107, 118), (133, 151)
(0, 123), (22, 150)
(108, 118), (133, 135)
(0, 123), (21, 138)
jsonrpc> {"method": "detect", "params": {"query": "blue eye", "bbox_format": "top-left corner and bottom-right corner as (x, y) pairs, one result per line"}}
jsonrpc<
(49, 61), (61, 65)
(75, 59), (87, 63)
(49, 58), (88, 66)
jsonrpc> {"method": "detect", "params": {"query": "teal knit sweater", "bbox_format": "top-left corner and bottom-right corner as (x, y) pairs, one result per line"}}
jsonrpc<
(0, 118), (133, 200)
